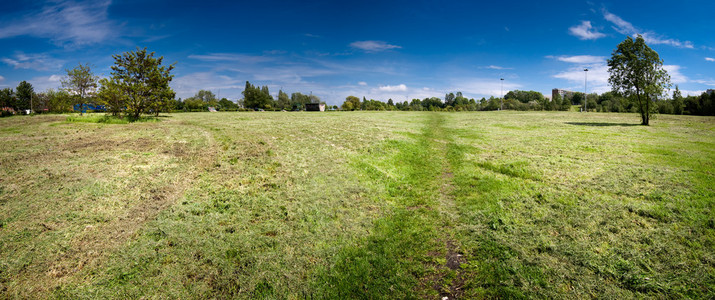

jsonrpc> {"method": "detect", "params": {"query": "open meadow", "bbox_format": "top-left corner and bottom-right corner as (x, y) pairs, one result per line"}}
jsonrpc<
(0, 111), (713, 298)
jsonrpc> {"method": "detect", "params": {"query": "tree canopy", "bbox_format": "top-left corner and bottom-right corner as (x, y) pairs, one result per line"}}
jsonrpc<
(607, 35), (670, 125)
(61, 63), (98, 115)
(107, 48), (175, 119)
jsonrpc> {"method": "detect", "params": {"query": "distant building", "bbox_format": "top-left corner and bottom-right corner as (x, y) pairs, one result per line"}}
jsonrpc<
(305, 103), (325, 111)
(707, 89), (714, 95)
(552, 89), (574, 102)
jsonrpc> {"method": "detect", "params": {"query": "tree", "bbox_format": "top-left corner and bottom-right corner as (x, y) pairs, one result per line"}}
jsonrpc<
(61, 63), (98, 115)
(276, 90), (290, 110)
(0, 88), (14, 109)
(607, 35), (671, 125)
(108, 48), (175, 120)
(218, 98), (237, 111)
(242, 81), (273, 110)
(672, 85), (684, 115)
(342, 96), (361, 111)
(16, 81), (34, 111)
(97, 78), (125, 116)
(195, 90), (218, 106)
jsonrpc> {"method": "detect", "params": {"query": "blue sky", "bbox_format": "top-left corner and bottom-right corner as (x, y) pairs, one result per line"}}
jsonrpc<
(0, 0), (713, 105)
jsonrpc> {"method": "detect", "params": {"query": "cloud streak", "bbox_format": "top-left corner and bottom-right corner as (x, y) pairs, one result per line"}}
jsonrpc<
(1, 52), (65, 71)
(349, 40), (402, 52)
(569, 21), (606, 40)
(482, 65), (513, 70)
(548, 55), (607, 65)
(706, 57), (715, 62)
(602, 9), (694, 49)
(0, 1), (116, 46)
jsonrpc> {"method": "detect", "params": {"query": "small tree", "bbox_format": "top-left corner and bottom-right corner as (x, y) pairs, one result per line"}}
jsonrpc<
(15, 81), (34, 112)
(607, 35), (671, 125)
(672, 85), (684, 115)
(97, 78), (124, 117)
(0, 88), (14, 109)
(109, 48), (175, 120)
(61, 63), (98, 115)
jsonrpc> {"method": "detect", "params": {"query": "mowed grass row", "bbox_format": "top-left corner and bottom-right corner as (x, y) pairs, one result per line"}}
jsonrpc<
(0, 111), (713, 298)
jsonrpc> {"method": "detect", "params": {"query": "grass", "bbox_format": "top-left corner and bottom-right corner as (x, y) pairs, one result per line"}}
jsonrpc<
(66, 114), (161, 124)
(0, 111), (713, 298)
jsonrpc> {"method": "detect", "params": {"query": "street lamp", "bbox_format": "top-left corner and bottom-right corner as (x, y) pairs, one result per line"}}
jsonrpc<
(500, 78), (504, 110)
(583, 68), (588, 112)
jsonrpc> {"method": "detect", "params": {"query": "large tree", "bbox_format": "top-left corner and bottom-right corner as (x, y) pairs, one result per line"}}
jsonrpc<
(607, 35), (670, 125)
(61, 63), (98, 115)
(108, 48), (175, 120)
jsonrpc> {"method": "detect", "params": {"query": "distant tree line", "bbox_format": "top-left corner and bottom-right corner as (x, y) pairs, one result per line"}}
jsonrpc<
(335, 89), (714, 116)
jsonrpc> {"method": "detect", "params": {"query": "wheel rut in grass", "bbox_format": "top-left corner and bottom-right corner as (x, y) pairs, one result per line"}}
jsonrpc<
(426, 114), (468, 300)
(316, 113), (468, 298)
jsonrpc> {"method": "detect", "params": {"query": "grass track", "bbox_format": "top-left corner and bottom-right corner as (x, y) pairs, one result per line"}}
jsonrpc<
(0, 111), (713, 298)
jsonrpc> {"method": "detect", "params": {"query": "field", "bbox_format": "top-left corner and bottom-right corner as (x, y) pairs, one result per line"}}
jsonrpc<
(0, 111), (713, 299)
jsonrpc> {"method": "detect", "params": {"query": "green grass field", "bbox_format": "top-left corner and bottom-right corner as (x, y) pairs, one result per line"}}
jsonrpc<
(0, 111), (713, 299)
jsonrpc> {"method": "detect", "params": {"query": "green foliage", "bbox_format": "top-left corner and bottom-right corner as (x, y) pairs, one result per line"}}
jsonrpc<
(97, 78), (124, 116)
(505, 90), (545, 104)
(15, 81), (34, 111)
(0, 88), (14, 110)
(217, 98), (238, 111)
(342, 95), (361, 111)
(608, 35), (671, 125)
(108, 48), (175, 119)
(242, 81), (273, 110)
(672, 86), (684, 115)
(276, 90), (290, 110)
(61, 63), (98, 115)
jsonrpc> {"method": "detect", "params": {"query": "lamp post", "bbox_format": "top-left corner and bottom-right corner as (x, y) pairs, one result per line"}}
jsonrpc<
(500, 78), (504, 110)
(583, 68), (588, 112)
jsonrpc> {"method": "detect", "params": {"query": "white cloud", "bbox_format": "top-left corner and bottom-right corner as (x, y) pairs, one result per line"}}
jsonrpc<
(1, 52), (65, 71)
(358, 81), (367, 86)
(706, 57), (715, 62)
(0, 1), (116, 45)
(552, 65), (611, 94)
(692, 79), (715, 86)
(602, 9), (694, 49)
(377, 84), (407, 92)
(569, 21), (606, 40)
(663, 65), (687, 84)
(680, 89), (706, 97)
(28, 74), (64, 92)
(547, 55), (606, 65)
(483, 65), (512, 70)
(349, 40), (401, 52)
(550, 55), (610, 94)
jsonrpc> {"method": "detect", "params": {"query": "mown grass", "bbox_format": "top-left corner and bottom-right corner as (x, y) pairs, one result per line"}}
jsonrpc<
(66, 114), (161, 124)
(0, 111), (713, 298)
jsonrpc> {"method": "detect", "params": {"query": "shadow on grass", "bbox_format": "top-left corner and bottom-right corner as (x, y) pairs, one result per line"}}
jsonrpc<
(565, 122), (641, 127)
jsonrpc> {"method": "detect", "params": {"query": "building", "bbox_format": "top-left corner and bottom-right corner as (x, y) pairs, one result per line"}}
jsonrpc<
(707, 89), (714, 95)
(305, 103), (325, 111)
(552, 89), (574, 102)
